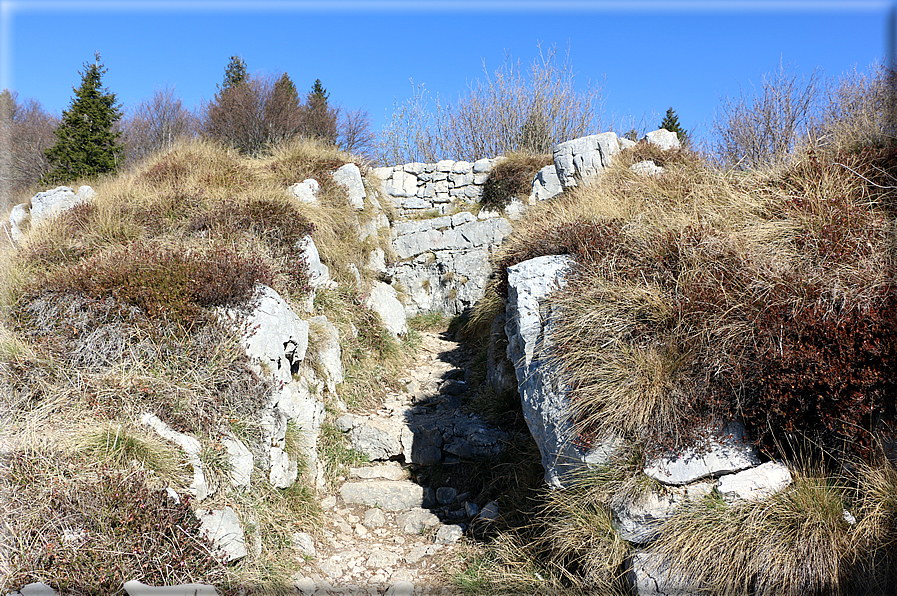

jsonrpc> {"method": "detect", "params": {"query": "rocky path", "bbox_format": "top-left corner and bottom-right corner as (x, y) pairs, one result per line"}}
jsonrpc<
(291, 330), (500, 595)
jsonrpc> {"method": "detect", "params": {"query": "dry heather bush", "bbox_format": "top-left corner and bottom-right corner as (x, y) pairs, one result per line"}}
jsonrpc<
(379, 45), (602, 164)
(3, 450), (230, 593)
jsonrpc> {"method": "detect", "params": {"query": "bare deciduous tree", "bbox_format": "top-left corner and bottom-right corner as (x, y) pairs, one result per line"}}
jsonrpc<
(121, 85), (197, 166)
(378, 44), (603, 164)
(0, 89), (57, 210)
(711, 62), (822, 169)
(338, 107), (375, 160)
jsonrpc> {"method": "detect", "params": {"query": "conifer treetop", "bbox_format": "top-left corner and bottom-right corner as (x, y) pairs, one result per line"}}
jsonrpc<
(42, 52), (123, 184)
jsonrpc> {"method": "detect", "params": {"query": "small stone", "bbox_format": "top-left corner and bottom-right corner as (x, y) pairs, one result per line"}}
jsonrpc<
(355, 524), (369, 537)
(464, 502), (480, 517)
(397, 508), (440, 534)
(293, 576), (316, 596)
(386, 581), (415, 596)
(435, 524), (464, 544)
(436, 486), (457, 505)
(321, 496), (337, 509)
(292, 531), (316, 557)
(364, 508), (387, 527)
(478, 501), (499, 521)
(336, 414), (355, 432)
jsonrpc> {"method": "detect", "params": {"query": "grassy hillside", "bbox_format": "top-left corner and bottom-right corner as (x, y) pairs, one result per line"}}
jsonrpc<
(0, 138), (413, 594)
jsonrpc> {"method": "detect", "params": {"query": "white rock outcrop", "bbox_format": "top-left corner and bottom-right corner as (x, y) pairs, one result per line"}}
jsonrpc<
(333, 163), (366, 210)
(365, 281), (408, 336)
(139, 412), (212, 501)
(644, 421), (761, 486)
(553, 132), (622, 188)
(289, 179), (320, 204)
(505, 255), (617, 487)
(197, 506), (247, 562)
(223, 284), (309, 384)
(645, 129), (681, 151)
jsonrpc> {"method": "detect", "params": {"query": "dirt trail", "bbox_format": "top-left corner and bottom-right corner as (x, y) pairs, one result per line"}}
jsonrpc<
(294, 330), (475, 595)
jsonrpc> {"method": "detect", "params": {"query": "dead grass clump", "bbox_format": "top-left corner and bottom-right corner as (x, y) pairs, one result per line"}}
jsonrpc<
(481, 153), (553, 211)
(652, 465), (859, 596)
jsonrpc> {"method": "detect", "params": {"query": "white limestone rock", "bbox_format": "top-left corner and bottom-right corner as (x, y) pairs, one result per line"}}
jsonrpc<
(340, 480), (434, 510)
(631, 160), (665, 176)
(139, 413), (212, 501)
(29, 185), (94, 228)
(553, 132), (621, 188)
(308, 315), (343, 394)
(645, 129), (681, 151)
(123, 580), (218, 596)
(388, 171), (419, 198)
(530, 164), (562, 202)
(223, 285), (309, 384)
(333, 163), (366, 209)
(197, 506), (247, 562)
(612, 482), (713, 544)
(297, 235), (333, 290)
(364, 281), (408, 336)
(8, 203), (29, 242)
(289, 179), (320, 204)
(644, 421), (760, 486)
(292, 531), (316, 557)
(717, 461), (792, 502)
(221, 433), (253, 490)
(627, 549), (698, 596)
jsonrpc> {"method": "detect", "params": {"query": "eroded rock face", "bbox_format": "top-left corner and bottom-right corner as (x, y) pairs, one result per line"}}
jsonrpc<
(223, 284), (309, 384)
(553, 132), (622, 188)
(644, 422), (760, 486)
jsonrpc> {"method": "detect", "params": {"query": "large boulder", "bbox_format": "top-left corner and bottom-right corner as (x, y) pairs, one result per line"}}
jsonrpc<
(505, 255), (619, 487)
(333, 163), (366, 209)
(30, 185), (94, 227)
(530, 164), (562, 202)
(365, 282), (407, 336)
(644, 129), (681, 151)
(553, 132), (621, 188)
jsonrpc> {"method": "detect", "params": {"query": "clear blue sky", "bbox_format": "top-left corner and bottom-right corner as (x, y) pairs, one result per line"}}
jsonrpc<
(1, 1), (893, 156)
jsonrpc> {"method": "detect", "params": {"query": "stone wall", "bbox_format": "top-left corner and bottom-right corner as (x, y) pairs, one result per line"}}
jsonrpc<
(371, 158), (504, 217)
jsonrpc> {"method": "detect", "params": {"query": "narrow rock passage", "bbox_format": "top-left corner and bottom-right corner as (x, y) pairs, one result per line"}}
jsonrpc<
(294, 330), (498, 595)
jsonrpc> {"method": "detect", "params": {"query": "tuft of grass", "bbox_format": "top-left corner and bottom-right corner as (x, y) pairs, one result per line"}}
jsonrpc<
(318, 419), (367, 485)
(73, 421), (182, 481)
(481, 153), (553, 211)
(408, 311), (449, 332)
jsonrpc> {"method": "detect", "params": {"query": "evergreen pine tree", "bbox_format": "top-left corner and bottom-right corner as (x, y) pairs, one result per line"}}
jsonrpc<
(310, 79), (329, 102)
(219, 55), (248, 92)
(42, 53), (123, 184)
(659, 107), (688, 145)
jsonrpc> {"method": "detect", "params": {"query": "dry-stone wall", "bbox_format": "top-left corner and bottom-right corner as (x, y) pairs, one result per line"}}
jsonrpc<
(371, 158), (503, 217)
